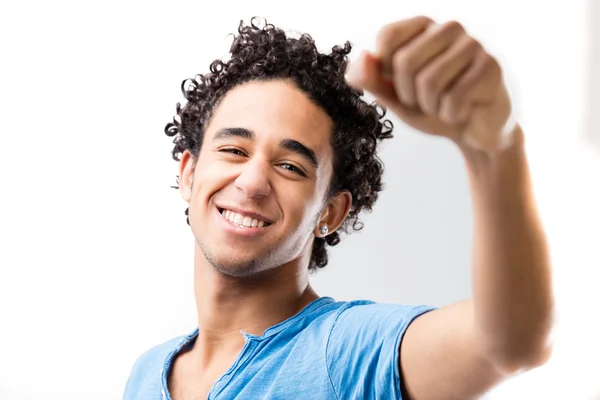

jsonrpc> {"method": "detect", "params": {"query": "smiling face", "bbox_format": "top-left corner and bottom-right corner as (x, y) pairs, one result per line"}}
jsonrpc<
(179, 79), (351, 277)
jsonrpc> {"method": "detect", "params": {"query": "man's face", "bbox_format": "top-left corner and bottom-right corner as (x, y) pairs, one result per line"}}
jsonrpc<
(180, 80), (340, 277)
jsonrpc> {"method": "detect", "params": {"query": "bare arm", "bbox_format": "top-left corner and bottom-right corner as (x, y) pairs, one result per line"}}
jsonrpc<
(460, 125), (553, 371)
(399, 127), (554, 399)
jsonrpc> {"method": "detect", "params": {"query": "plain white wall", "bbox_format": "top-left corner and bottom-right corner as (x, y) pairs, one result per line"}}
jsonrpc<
(587, 0), (600, 154)
(0, 0), (598, 399)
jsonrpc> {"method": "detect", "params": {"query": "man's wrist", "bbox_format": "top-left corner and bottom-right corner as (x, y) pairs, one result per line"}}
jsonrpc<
(459, 124), (526, 181)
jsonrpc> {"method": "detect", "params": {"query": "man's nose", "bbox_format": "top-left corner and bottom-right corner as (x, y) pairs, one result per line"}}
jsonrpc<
(234, 158), (272, 198)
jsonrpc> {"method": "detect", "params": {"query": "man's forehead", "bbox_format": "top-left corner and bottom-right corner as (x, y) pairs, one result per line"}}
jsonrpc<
(207, 80), (333, 147)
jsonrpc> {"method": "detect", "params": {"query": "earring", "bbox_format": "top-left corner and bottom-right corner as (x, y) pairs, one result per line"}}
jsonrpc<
(319, 225), (328, 235)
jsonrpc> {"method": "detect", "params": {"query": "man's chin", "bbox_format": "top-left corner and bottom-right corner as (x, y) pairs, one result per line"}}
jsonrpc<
(204, 251), (265, 277)
(212, 261), (262, 277)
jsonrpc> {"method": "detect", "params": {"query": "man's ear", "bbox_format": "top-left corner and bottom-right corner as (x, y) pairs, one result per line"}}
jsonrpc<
(314, 190), (353, 238)
(178, 150), (196, 202)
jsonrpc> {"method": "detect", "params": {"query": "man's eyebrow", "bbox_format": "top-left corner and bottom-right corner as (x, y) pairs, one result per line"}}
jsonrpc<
(280, 139), (319, 169)
(213, 127), (319, 169)
(213, 127), (254, 141)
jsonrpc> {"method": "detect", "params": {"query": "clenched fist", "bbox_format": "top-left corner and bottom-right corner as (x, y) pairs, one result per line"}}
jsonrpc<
(346, 16), (518, 154)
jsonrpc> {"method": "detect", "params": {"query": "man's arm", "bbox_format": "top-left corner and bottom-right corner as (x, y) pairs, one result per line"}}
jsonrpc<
(346, 17), (554, 399)
(400, 127), (553, 399)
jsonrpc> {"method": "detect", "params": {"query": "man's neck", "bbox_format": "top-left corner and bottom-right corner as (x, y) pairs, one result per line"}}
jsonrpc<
(190, 247), (319, 367)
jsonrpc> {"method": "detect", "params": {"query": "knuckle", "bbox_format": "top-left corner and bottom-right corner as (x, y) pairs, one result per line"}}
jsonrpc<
(443, 92), (461, 112)
(376, 23), (396, 49)
(417, 73), (441, 98)
(442, 20), (465, 34)
(483, 53), (502, 76)
(392, 52), (414, 75)
(464, 36), (482, 52)
(377, 16), (434, 48)
(415, 15), (435, 26)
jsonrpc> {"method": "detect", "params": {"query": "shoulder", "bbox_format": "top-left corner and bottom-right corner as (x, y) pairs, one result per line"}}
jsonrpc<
(325, 301), (436, 400)
(328, 300), (436, 330)
(124, 330), (196, 398)
(131, 335), (181, 372)
(325, 300), (436, 361)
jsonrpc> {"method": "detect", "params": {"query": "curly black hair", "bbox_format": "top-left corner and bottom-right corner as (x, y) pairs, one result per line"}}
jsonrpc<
(165, 17), (394, 271)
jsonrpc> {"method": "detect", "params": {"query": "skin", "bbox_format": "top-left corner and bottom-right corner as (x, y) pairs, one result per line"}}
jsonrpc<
(171, 16), (554, 400)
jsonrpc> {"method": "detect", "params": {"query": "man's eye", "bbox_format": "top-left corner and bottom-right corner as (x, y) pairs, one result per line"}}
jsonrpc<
(280, 163), (306, 177)
(221, 148), (245, 156)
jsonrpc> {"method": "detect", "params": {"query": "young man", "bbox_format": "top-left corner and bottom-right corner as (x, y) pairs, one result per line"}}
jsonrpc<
(124, 17), (554, 400)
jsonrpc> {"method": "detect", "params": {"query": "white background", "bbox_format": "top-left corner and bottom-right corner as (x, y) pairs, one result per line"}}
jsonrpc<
(1, 0), (599, 399)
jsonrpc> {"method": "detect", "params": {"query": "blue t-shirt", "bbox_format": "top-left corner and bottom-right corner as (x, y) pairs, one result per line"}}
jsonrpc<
(124, 297), (435, 399)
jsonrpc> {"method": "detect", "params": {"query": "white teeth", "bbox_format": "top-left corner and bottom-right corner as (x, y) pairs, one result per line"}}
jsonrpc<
(221, 209), (268, 228)
(233, 213), (243, 225)
(227, 212), (235, 223)
(242, 216), (253, 227)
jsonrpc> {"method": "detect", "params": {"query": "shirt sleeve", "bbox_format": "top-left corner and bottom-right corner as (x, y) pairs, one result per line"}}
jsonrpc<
(325, 301), (436, 400)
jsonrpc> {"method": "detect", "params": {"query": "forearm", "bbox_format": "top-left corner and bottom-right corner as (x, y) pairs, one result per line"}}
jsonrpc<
(461, 126), (554, 371)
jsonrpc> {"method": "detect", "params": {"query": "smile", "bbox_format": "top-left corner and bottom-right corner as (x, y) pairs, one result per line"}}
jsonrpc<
(218, 208), (272, 229)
